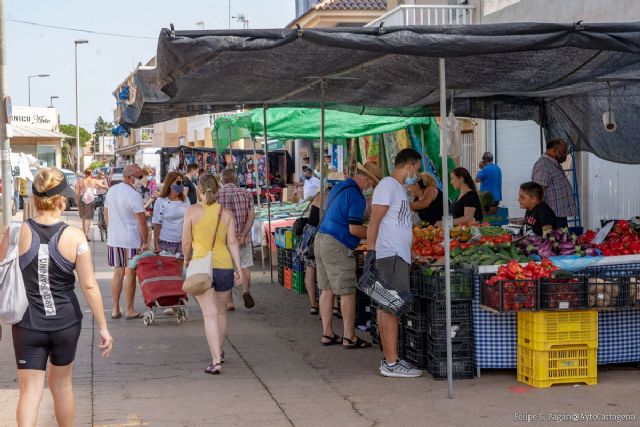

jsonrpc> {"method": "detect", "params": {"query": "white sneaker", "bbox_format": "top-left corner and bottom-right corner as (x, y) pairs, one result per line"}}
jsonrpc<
(379, 359), (422, 378)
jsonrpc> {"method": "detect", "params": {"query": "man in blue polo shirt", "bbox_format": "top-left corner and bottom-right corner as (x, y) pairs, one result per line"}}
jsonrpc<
(314, 162), (382, 349)
(475, 152), (502, 204)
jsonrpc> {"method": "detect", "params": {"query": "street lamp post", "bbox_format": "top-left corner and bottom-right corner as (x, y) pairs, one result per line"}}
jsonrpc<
(49, 95), (59, 108)
(74, 39), (88, 173)
(196, 20), (205, 30)
(28, 73), (49, 106)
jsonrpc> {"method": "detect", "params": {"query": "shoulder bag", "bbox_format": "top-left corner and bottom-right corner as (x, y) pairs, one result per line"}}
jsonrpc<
(292, 196), (316, 236)
(295, 185), (352, 260)
(183, 205), (222, 296)
(0, 225), (28, 324)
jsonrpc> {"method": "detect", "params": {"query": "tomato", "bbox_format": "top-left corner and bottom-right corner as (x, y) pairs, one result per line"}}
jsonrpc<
(434, 245), (445, 257)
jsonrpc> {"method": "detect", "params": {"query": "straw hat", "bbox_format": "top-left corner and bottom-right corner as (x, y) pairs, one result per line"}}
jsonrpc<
(356, 162), (383, 183)
(327, 171), (345, 182)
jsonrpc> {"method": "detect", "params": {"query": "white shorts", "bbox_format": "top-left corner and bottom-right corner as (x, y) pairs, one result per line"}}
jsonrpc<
(240, 243), (254, 269)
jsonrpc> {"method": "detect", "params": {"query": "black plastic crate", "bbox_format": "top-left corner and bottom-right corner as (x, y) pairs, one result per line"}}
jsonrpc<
(410, 296), (429, 314)
(427, 356), (474, 380)
(584, 276), (628, 309)
(404, 328), (428, 352)
(421, 267), (473, 301)
(404, 311), (430, 332)
(409, 266), (424, 297)
(480, 274), (538, 312)
(427, 318), (473, 341)
(426, 336), (474, 360)
(539, 277), (587, 310)
(425, 300), (472, 323)
(631, 277), (640, 308)
(405, 347), (430, 370)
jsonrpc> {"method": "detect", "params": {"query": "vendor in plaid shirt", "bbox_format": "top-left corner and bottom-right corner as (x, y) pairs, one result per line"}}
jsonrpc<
(531, 139), (577, 228)
(218, 168), (256, 310)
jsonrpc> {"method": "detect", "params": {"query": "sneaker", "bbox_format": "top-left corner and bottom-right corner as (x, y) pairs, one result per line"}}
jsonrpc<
(379, 359), (422, 378)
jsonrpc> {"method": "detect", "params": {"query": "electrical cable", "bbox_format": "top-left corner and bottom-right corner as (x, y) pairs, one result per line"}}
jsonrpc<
(7, 18), (156, 39)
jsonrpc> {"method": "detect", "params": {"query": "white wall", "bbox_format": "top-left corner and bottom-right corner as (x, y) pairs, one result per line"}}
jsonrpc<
(494, 120), (541, 218)
(475, 0), (640, 228)
(477, 0), (640, 23)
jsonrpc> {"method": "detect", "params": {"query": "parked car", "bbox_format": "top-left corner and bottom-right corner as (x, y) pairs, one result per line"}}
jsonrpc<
(61, 168), (78, 211)
(109, 167), (124, 186)
(93, 166), (111, 177)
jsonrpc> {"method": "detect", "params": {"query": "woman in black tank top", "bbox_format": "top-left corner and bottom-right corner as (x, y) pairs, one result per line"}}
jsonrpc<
(0, 168), (113, 427)
(408, 173), (446, 225)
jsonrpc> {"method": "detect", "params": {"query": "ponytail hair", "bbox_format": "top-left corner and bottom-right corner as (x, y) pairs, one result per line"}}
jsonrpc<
(451, 167), (478, 193)
(197, 173), (219, 205)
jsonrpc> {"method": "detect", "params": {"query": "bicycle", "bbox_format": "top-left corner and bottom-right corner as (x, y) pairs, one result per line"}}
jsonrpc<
(94, 194), (107, 242)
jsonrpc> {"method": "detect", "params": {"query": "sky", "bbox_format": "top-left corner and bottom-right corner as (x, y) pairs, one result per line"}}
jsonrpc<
(6, 0), (296, 132)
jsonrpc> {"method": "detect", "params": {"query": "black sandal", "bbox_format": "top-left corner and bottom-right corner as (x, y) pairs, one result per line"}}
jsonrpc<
(310, 306), (319, 315)
(322, 334), (341, 346)
(343, 336), (372, 349)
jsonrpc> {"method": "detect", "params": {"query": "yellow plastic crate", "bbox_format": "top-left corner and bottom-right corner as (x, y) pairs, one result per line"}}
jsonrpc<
(518, 310), (598, 351)
(517, 344), (597, 388)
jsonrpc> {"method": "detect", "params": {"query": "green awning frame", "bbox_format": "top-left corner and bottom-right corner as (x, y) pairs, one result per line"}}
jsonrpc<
(212, 107), (436, 151)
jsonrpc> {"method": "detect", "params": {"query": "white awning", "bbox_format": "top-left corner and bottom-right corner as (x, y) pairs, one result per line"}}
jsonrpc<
(9, 125), (66, 139)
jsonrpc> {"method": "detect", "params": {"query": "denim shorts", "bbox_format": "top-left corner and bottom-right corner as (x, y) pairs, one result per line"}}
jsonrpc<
(212, 268), (234, 292)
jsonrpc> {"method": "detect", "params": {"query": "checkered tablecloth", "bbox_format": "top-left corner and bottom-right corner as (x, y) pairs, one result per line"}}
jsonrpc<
(472, 274), (640, 369)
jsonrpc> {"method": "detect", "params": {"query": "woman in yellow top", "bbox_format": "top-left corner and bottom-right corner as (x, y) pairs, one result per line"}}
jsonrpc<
(182, 173), (243, 375)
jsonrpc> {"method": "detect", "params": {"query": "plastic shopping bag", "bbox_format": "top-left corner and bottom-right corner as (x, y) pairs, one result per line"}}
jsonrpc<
(0, 226), (28, 324)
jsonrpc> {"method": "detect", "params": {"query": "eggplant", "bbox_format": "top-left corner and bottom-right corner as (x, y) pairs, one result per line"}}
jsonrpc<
(558, 241), (576, 251)
(526, 244), (538, 255)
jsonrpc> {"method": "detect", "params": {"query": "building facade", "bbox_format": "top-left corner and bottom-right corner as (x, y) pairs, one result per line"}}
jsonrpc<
(9, 106), (64, 168)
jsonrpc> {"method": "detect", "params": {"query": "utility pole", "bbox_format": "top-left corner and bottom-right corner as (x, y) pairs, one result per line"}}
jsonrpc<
(228, 0), (231, 29)
(74, 39), (88, 173)
(0, 0), (12, 227)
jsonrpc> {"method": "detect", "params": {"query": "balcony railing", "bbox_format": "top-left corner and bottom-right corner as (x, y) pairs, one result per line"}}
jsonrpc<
(366, 5), (475, 27)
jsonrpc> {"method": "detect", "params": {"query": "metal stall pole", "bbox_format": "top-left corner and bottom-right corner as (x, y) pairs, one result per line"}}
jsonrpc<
(228, 127), (233, 167)
(251, 135), (265, 273)
(215, 128), (220, 174)
(263, 107), (273, 284)
(420, 126), (427, 172)
(318, 80), (327, 217)
(439, 58), (454, 399)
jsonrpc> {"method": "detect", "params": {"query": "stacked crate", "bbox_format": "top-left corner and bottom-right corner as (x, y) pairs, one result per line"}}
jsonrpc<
(405, 266), (474, 379)
(292, 255), (305, 294)
(517, 310), (598, 388)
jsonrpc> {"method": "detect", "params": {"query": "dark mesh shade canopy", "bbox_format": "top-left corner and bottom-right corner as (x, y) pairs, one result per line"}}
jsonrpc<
(118, 22), (640, 163)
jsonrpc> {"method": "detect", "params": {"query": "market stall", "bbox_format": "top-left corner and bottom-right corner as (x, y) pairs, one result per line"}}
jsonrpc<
(117, 22), (640, 396)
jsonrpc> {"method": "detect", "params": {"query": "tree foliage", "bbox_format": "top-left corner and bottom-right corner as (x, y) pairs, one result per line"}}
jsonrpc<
(59, 124), (92, 148)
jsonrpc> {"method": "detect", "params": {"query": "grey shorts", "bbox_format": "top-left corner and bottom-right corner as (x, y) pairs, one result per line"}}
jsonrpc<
(240, 243), (254, 269)
(377, 255), (410, 293)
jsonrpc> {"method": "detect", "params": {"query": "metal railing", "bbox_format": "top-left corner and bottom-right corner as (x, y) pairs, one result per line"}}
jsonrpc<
(366, 5), (475, 27)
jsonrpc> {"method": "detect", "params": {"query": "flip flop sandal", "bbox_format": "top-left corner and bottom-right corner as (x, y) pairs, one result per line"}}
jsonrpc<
(343, 336), (372, 349)
(309, 307), (319, 315)
(125, 313), (143, 320)
(205, 362), (222, 375)
(322, 334), (341, 346)
(111, 312), (122, 319)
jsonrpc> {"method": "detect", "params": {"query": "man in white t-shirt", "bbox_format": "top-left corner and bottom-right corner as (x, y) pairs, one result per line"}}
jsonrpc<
(302, 166), (320, 201)
(104, 163), (149, 320)
(367, 148), (423, 378)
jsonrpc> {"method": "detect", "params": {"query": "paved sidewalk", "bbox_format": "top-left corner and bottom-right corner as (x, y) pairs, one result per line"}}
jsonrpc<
(1, 211), (639, 426)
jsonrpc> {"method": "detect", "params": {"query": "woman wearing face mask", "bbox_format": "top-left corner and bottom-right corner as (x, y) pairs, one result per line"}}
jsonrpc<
(448, 167), (483, 225)
(408, 172), (445, 225)
(152, 172), (190, 265)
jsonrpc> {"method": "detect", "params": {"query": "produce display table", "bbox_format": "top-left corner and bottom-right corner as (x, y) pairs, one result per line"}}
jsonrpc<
(472, 257), (640, 373)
